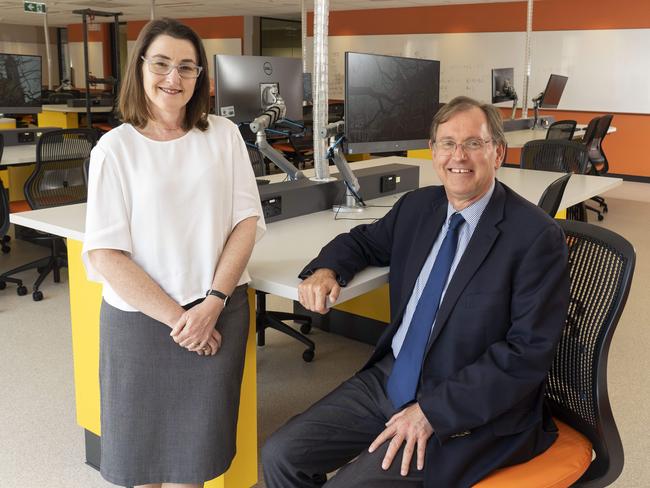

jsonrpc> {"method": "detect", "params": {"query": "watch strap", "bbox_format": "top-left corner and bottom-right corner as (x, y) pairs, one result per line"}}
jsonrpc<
(205, 289), (230, 306)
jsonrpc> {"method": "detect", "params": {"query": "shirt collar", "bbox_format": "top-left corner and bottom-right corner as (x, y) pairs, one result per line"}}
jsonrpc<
(446, 179), (496, 232)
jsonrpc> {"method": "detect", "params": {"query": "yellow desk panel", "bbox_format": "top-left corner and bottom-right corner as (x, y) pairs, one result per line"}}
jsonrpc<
(67, 239), (258, 487)
(0, 117), (17, 129)
(38, 110), (78, 129)
(333, 284), (390, 323)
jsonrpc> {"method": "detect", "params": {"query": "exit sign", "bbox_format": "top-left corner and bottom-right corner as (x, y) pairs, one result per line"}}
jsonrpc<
(24, 1), (47, 14)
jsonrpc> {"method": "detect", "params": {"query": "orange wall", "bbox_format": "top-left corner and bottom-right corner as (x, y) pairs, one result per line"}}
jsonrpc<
(308, 0), (650, 178)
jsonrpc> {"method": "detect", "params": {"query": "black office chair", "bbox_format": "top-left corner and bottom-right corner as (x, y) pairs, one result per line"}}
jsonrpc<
(0, 178), (27, 294)
(256, 291), (315, 362)
(0, 128), (97, 301)
(545, 120), (577, 140)
(537, 173), (572, 217)
(520, 139), (590, 221)
(0, 134), (12, 256)
(548, 219), (632, 486)
(583, 115), (614, 221)
(246, 144), (266, 177)
(244, 142), (315, 361)
(479, 219), (634, 487)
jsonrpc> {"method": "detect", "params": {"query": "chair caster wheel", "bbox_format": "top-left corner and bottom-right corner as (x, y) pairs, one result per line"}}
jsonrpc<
(598, 214), (604, 221)
(302, 349), (315, 362)
(17, 286), (28, 296)
(2, 235), (10, 243)
(1, 245), (9, 253)
(603, 206), (608, 213)
(0, 281), (6, 290)
(32, 290), (44, 301)
(300, 323), (312, 334)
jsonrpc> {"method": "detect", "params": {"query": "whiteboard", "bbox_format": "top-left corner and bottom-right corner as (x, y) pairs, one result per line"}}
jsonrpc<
(307, 29), (650, 114)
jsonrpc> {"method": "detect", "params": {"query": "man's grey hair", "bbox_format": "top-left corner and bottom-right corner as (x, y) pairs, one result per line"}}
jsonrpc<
(429, 96), (507, 149)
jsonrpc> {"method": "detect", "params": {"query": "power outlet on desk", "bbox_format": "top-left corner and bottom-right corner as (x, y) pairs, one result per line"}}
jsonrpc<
(17, 131), (36, 144)
(380, 174), (397, 193)
(262, 196), (282, 219)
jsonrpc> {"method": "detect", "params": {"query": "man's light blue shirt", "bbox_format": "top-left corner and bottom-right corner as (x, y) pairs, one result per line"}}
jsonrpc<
(391, 180), (496, 357)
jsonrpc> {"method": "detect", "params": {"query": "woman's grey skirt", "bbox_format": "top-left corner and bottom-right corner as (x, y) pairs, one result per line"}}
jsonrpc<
(98, 285), (249, 486)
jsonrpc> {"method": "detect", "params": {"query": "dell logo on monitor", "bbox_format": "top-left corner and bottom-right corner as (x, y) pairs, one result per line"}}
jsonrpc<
(263, 62), (273, 76)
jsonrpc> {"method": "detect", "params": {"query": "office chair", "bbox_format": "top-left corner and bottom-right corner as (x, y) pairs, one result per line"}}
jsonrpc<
(256, 291), (315, 362)
(246, 144), (267, 177)
(0, 134), (12, 255)
(476, 219), (634, 488)
(0, 178), (27, 294)
(546, 120), (577, 140)
(520, 139), (590, 221)
(0, 128), (97, 301)
(244, 143), (316, 361)
(537, 173), (572, 217)
(583, 115), (614, 221)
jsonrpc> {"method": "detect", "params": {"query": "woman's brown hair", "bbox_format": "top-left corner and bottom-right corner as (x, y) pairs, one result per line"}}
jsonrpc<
(118, 18), (210, 131)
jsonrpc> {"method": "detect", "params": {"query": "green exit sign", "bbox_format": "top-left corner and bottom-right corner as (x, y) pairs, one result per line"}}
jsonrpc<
(24, 1), (47, 14)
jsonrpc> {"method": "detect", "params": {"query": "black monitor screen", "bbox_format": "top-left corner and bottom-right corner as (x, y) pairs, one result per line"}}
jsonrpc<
(344, 52), (440, 155)
(213, 54), (303, 124)
(540, 74), (568, 109)
(492, 67), (516, 103)
(0, 53), (42, 114)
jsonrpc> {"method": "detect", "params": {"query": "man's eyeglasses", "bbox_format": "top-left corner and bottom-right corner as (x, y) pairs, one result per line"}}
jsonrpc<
(433, 138), (494, 155)
(141, 56), (203, 79)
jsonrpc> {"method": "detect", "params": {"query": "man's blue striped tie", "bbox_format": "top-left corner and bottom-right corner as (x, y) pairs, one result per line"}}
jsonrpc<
(386, 212), (465, 409)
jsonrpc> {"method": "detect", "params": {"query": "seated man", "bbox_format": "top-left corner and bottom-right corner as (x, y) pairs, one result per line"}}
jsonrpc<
(262, 96), (569, 487)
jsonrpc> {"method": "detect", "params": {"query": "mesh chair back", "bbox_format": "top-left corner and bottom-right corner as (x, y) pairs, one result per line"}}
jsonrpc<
(582, 116), (600, 147)
(546, 120), (577, 140)
(537, 173), (571, 217)
(25, 128), (97, 209)
(547, 220), (634, 486)
(0, 178), (9, 238)
(587, 115), (613, 175)
(246, 144), (266, 177)
(520, 139), (591, 174)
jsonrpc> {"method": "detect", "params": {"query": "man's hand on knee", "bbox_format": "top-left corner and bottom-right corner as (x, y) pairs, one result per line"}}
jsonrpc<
(368, 402), (433, 476)
(298, 268), (341, 314)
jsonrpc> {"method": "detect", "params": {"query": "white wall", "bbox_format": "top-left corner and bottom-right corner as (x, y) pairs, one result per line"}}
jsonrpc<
(0, 23), (60, 87)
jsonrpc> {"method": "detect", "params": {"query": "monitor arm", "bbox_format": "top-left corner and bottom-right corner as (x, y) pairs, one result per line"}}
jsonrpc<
(249, 94), (305, 181)
(531, 91), (543, 129)
(502, 84), (519, 120)
(322, 121), (364, 212)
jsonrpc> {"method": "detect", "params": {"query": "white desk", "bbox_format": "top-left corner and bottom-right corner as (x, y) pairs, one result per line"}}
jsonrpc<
(1, 143), (37, 167)
(41, 104), (113, 114)
(11, 156), (623, 303)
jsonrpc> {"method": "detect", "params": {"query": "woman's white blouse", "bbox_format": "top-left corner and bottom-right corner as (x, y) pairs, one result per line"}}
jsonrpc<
(82, 115), (266, 312)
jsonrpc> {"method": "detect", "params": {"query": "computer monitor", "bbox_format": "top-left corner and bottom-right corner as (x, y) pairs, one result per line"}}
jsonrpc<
(491, 68), (516, 103)
(0, 53), (42, 115)
(539, 74), (568, 108)
(213, 54), (303, 124)
(344, 52), (440, 155)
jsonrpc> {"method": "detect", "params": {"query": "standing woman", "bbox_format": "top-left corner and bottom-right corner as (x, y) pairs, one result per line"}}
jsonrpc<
(82, 18), (265, 488)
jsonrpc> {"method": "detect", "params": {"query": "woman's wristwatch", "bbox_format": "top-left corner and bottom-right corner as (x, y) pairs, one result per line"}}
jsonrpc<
(205, 289), (230, 307)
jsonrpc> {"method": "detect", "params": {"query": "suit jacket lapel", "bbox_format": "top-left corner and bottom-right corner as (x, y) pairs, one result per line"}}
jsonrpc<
(394, 195), (448, 324)
(425, 181), (506, 352)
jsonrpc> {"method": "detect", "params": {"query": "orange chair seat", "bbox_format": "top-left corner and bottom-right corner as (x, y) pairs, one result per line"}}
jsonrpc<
(474, 420), (592, 488)
(272, 142), (295, 153)
(9, 200), (31, 213)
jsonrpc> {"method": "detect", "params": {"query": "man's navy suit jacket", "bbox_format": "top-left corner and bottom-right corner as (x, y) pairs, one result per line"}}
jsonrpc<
(300, 180), (570, 486)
